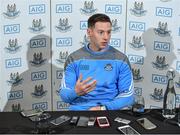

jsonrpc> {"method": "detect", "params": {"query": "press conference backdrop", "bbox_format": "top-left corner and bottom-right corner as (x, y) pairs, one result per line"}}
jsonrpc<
(0, 0), (180, 112)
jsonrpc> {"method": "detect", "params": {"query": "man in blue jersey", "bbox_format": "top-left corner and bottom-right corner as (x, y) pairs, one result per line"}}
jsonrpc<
(60, 13), (134, 110)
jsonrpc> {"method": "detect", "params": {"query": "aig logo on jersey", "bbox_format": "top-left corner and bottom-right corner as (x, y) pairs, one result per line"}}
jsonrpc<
(104, 64), (113, 71)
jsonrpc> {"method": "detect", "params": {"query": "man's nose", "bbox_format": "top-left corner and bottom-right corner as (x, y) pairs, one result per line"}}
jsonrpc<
(103, 33), (110, 39)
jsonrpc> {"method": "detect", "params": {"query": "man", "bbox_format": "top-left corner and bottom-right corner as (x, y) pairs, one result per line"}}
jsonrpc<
(60, 13), (134, 110)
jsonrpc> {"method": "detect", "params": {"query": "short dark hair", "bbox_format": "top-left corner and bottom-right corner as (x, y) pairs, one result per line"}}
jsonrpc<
(88, 13), (112, 28)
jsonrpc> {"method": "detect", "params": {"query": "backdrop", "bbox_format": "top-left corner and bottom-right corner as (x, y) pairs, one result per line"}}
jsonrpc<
(0, 0), (179, 112)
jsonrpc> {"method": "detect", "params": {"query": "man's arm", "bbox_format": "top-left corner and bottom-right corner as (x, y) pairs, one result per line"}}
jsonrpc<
(104, 59), (134, 110)
(60, 60), (97, 103)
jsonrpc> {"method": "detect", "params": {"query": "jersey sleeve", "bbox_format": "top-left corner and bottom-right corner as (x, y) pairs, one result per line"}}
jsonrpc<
(104, 57), (135, 110)
(59, 56), (80, 103)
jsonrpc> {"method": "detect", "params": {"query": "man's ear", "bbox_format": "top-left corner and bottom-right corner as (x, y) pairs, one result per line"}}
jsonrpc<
(87, 28), (91, 36)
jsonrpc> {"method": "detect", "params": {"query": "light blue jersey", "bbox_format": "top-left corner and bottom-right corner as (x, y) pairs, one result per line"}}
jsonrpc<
(60, 44), (134, 110)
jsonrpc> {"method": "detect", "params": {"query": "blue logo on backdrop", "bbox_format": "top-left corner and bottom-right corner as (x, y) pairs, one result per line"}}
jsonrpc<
(56, 70), (63, 79)
(152, 74), (167, 84)
(5, 38), (21, 53)
(105, 4), (122, 14)
(32, 102), (48, 110)
(8, 90), (23, 100)
(150, 88), (163, 102)
(57, 101), (69, 110)
(30, 38), (46, 48)
(156, 7), (172, 17)
(134, 87), (142, 96)
(176, 94), (180, 104)
(132, 68), (144, 82)
(7, 72), (23, 86)
(128, 55), (144, 65)
(30, 52), (47, 66)
(129, 36), (145, 49)
(109, 38), (121, 47)
(129, 21), (145, 32)
(29, 19), (45, 33)
(80, 1), (97, 15)
(154, 41), (170, 52)
(3, 3), (20, 18)
(56, 51), (68, 64)
(154, 21), (171, 37)
(56, 37), (72, 47)
(29, 4), (45, 14)
(56, 18), (72, 32)
(130, 2), (147, 17)
(175, 79), (180, 89)
(80, 35), (89, 46)
(56, 4), (72, 13)
(111, 19), (121, 33)
(152, 55), (169, 70)
(176, 61), (180, 71)
(80, 21), (88, 30)
(31, 84), (47, 98)
(5, 58), (21, 68)
(31, 71), (47, 81)
(4, 24), (20, 34)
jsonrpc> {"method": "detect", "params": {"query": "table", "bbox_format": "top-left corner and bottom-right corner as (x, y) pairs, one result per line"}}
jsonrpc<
(0, 109), (180, 134)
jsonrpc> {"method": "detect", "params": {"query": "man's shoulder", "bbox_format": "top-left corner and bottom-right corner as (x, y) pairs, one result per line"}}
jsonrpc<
(70, 47), (85, 56)
(109, 46), (127, 59)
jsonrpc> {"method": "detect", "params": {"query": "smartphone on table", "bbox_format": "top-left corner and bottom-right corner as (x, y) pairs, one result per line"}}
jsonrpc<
(136, 117), (157, 130)
(117, 125), (140, 135)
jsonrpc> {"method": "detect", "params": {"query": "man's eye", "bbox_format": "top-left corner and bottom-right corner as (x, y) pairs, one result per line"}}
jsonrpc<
(98, 31), (103, 35)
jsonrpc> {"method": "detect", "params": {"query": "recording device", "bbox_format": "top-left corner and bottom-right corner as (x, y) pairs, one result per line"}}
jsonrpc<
(21, 109), (43, 117)
(114, 117), (131, 124)
(76, 116), (89, 127)
(50, 115), (71, 125)
(136, 117), (157, 130)
(117, 125), (140, 135)
(96, 116), (110, 128)
(70, 116), (79, 125)
(88, 116), (96, 126)
(29, 113), (51, 122)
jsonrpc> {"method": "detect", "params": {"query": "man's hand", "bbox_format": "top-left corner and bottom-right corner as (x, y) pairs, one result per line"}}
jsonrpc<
(75, 74), (97, 96)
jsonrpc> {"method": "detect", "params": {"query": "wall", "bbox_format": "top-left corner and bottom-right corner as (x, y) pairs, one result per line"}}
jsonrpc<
(0, 0), (179, 112)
